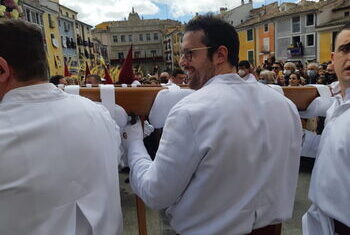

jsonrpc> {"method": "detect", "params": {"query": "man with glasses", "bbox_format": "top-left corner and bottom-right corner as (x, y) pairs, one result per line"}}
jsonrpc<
(124, 15), (302, 234)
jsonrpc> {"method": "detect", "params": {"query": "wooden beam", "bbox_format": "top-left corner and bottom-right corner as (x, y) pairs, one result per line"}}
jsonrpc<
(282, 87), (319, 111)
(77, 86), (319, 113)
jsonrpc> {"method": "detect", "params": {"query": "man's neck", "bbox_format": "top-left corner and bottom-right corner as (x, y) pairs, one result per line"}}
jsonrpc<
(214, 63), (236, 75)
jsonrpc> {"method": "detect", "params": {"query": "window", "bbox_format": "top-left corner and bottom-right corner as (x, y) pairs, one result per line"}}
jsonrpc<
(128, 35), (132, 42)
(48, 14), (54, 28)
(306, 14), (314, 26)
(36, 13), (39, 24)
(118, 52), (124, 59)
(292, 36), (301, 46)
(113, 35), (118, 43)
(72, 15), (75, 19)
(121, 35), (125, 42)
(134, 51), (140, 58)
(264, 24), (268, 32)
(146, 33), (151, 41)
(31, 12), (36, 24)
(247, 29), (253, 41)
(292, 16), (300, 33)
(154, 33), (158, 40)
(26, 9), (31, 22)
(151, 50), (156, 57)
(306, 34), (314, 46)
(248, 50), (254, 65)
(139, 34), (143, 41)
(345, 11), (349, 17)
(76, 23), (79, 29)
(66, 12), (69, 17)
(263, 38), (269, 51)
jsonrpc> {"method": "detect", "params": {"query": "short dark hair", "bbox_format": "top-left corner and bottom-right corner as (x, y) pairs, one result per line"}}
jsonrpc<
(238, 60), (251, 69)
(86, 74), (102, 83)
(0, 20), (48, 82)
(172, 68), (185, 77)
(49, 75), (64, 85)
(185, 14), (239, 68)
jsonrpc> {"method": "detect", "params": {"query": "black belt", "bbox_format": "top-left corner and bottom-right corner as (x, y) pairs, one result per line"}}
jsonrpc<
(334, 219), (350, 235)
(247, 223), (281, 235)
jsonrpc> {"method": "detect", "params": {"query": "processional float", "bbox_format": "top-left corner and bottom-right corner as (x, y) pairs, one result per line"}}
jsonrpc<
(61, 84), (322, 235)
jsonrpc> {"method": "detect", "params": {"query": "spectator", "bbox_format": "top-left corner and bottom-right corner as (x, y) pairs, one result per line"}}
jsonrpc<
(259, 70), (276, 84)
(86, 74), (102, 85)
(306, 62), (319, 84)
(289, 72), (302, 86)
(159, 72), (170, 83)
(169, 69), (187, 85)
(49, 75), (67, 85)
(284, 62), (296, 85)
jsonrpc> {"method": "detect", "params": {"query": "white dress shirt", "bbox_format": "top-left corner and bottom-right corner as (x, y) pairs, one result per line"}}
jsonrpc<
(0, 83), (122, 235)
(128, 73), (302, 234)
(303, 92), (350, 234)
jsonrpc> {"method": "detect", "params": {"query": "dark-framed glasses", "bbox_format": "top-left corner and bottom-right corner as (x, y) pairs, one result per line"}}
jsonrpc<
(180, 46), (212, 61)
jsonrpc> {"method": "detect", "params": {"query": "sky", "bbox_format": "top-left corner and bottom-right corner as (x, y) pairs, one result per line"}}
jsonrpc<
(60, 0), (304, 27)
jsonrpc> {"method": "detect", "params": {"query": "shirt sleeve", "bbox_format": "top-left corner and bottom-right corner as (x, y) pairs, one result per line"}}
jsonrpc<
(128, 108), (200, 209)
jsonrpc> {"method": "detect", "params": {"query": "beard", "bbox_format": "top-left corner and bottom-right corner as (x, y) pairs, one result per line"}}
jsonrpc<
(188, 63), (215, 90)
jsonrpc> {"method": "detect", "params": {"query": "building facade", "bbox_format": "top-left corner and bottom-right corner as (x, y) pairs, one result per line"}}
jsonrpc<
(236, 2), (279, 66)
(163, 25), (184, 72)
(39, 0), (64, 76)
(316, 0), (350, 63)
(58, 4), (79, 74)
(92, 9), (181, 75)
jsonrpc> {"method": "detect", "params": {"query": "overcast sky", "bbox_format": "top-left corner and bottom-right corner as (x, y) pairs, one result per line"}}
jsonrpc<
(60, 0), (303, 27)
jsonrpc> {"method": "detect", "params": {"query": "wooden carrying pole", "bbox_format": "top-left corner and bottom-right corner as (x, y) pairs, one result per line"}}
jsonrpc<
(74, 85), (320, 235)
(78, 86), (319, 114)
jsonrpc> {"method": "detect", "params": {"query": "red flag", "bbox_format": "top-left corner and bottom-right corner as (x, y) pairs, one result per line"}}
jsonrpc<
(103, 65), (113, 84)
(85, 61), (91, 78)
(64, 61), (71, 77)
(118, 45), (134, 84)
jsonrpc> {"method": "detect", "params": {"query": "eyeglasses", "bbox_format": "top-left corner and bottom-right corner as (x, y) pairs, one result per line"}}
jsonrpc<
(180, 46), (212, 61)
(272, 67), (280, 70)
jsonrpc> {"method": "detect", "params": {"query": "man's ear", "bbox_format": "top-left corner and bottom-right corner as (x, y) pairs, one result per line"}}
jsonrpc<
(214, 46), (228, 65)
(0, 57), (10, 83)
(331, 52), (335, 64)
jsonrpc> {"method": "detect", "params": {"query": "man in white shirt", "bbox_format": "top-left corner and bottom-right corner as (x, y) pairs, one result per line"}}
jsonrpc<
(0, 20), (122, 235)
(124, 15), (302, 234)
(302, 22), (350, 235)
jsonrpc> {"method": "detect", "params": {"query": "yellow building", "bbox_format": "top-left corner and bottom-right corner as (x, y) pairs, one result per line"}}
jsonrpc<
(41, 2), (64, 76)
(237, 29), (257, 66)
(316, 0), (349, 63)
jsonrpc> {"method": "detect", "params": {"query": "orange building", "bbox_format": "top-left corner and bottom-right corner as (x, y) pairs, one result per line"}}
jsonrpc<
(257, 22), (275, 65)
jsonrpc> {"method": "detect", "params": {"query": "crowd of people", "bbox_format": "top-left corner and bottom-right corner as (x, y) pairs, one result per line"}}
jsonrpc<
(237, 58), (338, 87)
(1, 16), (349, 235)
(50, 58), (338, 90)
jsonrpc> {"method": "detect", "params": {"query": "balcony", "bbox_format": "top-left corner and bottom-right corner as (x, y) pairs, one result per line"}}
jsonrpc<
(288, 43), (303, 57)
(110, 56), (164, 65)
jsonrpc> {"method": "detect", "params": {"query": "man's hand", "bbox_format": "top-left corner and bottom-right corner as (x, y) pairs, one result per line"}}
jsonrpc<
(123, 118), (143, 143)
(143, 120), (154, 138)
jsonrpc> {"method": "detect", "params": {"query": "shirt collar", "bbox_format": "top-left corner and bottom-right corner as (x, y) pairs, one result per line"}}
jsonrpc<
(344, 87), (350, 102)
(1, 83), (66, 104)
(204, 73), (257, 87)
